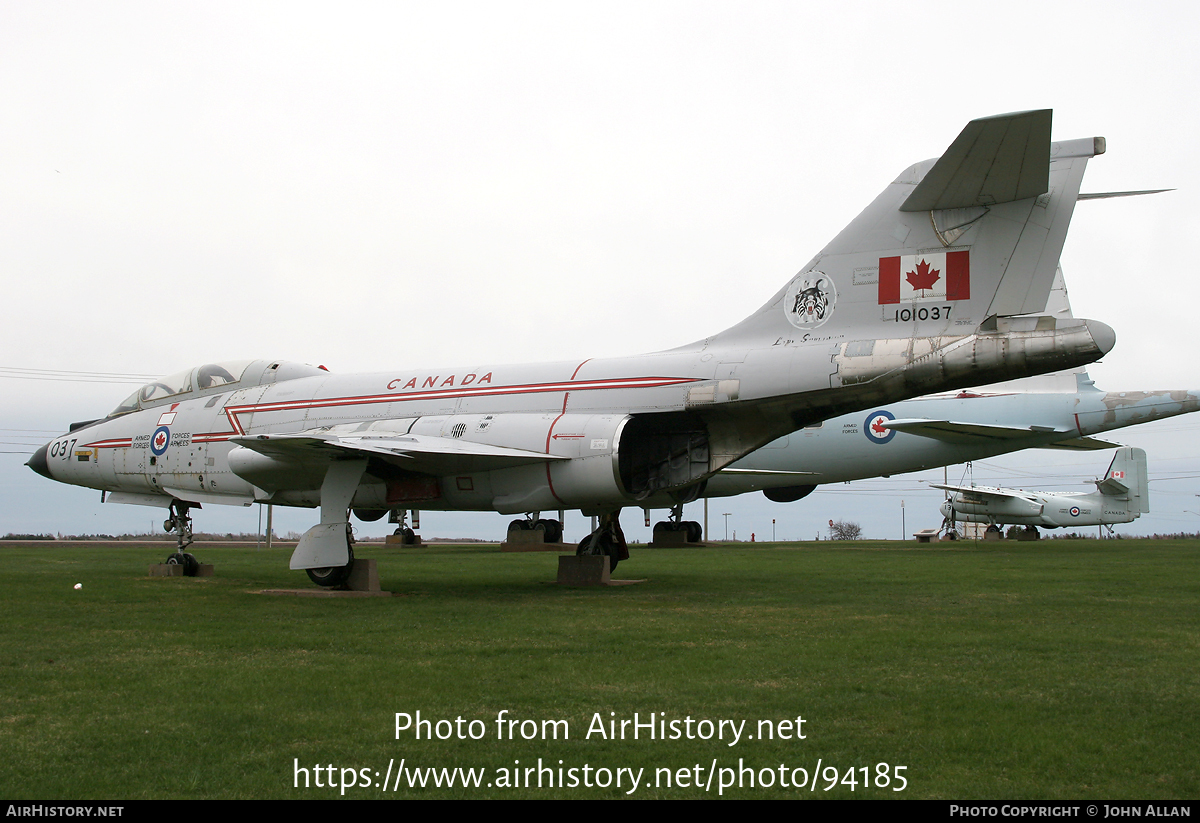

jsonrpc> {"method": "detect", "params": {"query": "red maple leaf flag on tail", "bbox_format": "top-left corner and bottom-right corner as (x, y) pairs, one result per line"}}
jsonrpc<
(878, 250), (970, 304)
(906, 259), (940, 291)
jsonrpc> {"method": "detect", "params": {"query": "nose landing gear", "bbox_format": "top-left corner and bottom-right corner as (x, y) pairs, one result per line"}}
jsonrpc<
(163, 501), (199, 576)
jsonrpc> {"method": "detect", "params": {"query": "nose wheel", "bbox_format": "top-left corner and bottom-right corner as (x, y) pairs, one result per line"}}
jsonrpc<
(163, 501), (199, 576)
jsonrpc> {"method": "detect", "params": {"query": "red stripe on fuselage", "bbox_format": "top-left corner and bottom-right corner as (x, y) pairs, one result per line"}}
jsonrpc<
(83, 438), (133, 449)
(223, 375), (695, 435)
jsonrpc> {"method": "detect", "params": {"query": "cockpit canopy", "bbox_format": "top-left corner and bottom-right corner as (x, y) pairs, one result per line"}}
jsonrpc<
(107, 359), (328, 418)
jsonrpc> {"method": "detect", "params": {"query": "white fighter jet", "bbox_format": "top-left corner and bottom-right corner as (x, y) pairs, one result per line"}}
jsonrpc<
(28, 110), (1117, 584)
(932, 447), (1148, 536)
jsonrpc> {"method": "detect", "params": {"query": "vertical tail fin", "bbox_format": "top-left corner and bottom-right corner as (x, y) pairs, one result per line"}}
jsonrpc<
(1098, 447), (1149, 513)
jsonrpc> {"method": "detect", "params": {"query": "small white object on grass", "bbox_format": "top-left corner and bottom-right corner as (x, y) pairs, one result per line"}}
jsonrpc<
(73, 583), (82, 590)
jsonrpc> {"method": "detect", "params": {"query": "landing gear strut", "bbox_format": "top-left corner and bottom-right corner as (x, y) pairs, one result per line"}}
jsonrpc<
(577, 511), (628, 572)
(163, 501), (199, 576)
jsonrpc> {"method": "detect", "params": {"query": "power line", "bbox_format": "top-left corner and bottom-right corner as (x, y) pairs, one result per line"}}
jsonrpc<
(0, 366), (157, 384)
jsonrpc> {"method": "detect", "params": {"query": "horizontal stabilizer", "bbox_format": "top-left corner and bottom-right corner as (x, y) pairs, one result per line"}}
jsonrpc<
(1041, 436), (1120, 451)
(1078, 189), (1173, 200)
(231, 431), (565, 475)
(901, 109), (1052, 211)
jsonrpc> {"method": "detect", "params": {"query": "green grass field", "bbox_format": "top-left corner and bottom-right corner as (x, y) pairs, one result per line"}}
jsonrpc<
(1, 538), (1196, 799)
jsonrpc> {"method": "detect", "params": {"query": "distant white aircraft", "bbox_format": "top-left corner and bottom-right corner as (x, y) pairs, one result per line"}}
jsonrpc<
(686, 268), (1192, 536)
(29, 110), (1116, 584)
(932, 447), (1148, 535)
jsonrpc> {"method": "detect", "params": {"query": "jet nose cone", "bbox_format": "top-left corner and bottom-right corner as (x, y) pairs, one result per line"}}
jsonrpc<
(1085, 318), (1117, 356)
(26, 443), (52, 479)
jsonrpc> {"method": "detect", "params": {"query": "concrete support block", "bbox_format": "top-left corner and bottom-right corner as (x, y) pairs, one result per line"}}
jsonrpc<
(346, 558), (380, 592)
(557, 555), (610, 586)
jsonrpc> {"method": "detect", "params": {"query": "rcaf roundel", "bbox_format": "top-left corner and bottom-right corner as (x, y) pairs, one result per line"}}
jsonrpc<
(864, 410), (897, 444)
(878, 250), (969, 304)
(151, 426), (170, 456)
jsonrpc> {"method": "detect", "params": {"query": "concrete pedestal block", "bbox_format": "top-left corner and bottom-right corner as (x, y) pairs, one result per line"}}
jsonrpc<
(346, 558), (380, 592)
(557, 555), (610, 586)
(501, 527), (565, 552)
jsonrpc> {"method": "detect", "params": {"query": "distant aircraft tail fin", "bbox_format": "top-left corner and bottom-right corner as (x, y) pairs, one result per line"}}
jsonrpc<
(1097, 447), (1149, 513)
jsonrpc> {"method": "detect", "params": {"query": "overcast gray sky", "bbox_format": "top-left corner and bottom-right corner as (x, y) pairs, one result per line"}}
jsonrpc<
(3, 1), (1199, 543)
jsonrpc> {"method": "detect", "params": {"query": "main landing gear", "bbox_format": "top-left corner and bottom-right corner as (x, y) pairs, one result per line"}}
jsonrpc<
(387, 509), (419, 545)
(305, 524), (356, 587)
(576, 511), (628, 572)
(291, 459), (367, 588)
(652, 504), (702, 543)
(508, 513), (563, 544)
(163, 501), (199, 576)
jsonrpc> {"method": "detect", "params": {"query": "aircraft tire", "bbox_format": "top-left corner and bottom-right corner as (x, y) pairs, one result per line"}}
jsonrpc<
(306, 547), (355, 588)
(401, 527), (416, 545)
(576, 533), (619, 572)
(685, 521), (702, 542)
(165, 552), (199, 577)
(536, 519), (562, 543)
